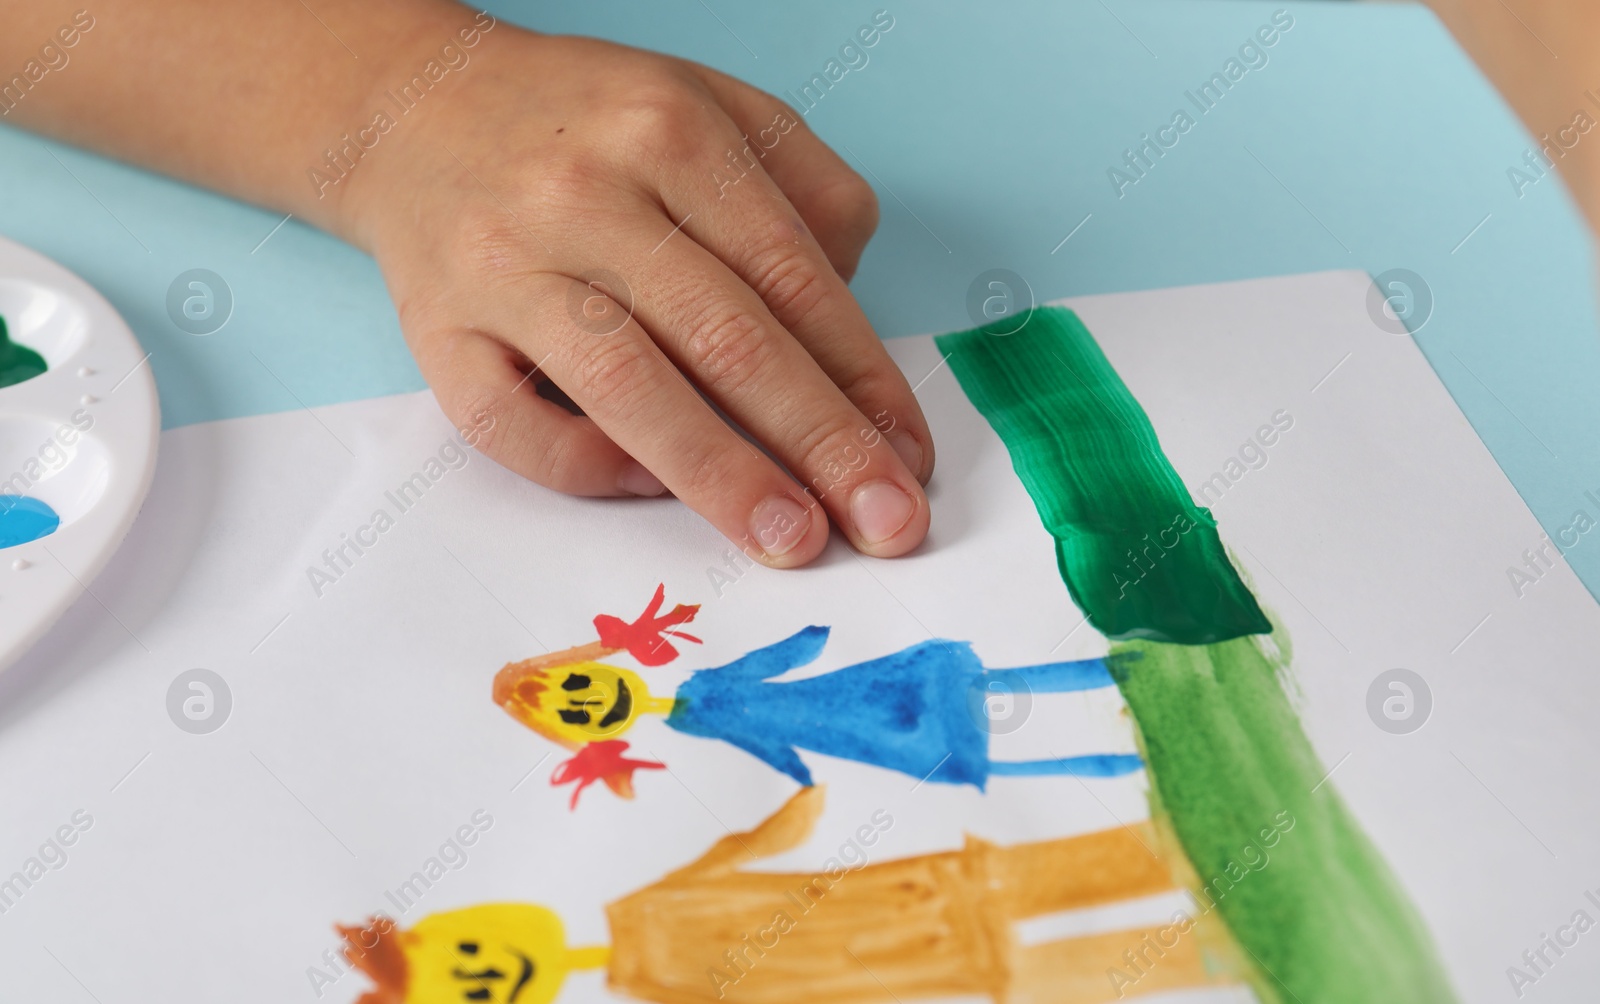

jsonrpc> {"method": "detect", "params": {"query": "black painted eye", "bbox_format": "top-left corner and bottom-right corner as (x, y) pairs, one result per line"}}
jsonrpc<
(458, 941), (479, 954)
(561, 674), (591, 691)
(465, 990), (491, 1001)
(558, 709), (591, 725)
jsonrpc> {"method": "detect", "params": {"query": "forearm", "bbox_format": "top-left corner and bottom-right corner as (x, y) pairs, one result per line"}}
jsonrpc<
(1427, 0), (1600, 233)
(0, 0), (481, 244)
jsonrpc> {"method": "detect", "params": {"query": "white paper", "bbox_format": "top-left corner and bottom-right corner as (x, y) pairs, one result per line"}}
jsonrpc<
(0, 270), (1594, 1003)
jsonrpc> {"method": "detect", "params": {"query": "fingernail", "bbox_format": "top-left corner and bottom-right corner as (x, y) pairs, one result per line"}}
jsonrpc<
(887, 431), (923, 478)
(850, 478), (915, 546)
(750, 494), (812, 557)
(618, 462), (666, 497)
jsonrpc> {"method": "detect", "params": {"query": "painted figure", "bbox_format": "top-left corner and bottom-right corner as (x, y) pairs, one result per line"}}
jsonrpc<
(493, 588), (1142, 807)
(339, 787), (1240, 1004)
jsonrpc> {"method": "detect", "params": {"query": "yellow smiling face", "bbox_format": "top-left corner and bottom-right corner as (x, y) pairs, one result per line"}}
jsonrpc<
(516, 662), (652, 746)
(401, 904), (572, 1004)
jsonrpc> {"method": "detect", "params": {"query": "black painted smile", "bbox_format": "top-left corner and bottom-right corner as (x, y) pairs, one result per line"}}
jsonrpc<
(452, 951), (535, 1002)
(505, 951), (535, 1002)
(599, 679), (632, 729)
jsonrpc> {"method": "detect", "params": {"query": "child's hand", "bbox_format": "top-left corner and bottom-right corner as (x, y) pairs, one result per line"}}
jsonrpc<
(0, 1), (933, 568)
(339, 30), (933, 567)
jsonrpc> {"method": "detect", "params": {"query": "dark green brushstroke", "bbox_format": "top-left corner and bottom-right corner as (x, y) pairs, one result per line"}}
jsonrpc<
(936, 307), (1269, 644)
(0, 316), (47, 388)
(1111, 638), (1455, 1004)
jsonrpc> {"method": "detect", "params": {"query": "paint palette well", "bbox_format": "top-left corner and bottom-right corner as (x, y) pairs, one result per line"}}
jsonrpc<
(0, 236), (158, 672)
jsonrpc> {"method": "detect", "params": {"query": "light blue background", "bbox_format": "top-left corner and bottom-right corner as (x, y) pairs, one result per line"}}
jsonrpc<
(1, 1), (1596, 592)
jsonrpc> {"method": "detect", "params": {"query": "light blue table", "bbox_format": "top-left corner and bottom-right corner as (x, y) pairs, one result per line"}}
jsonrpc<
(2, 1), (1596, 596)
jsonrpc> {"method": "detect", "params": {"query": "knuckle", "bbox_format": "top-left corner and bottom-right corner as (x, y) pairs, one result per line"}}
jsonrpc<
(795, 417), (873, 485)
(816, 173), (879, 228)
(452, 384), (515, 461)
(524, 153), (597, 213)
(834, 367), (901, 414)
(392, 291), (454, 352)
(748, 247), (831, 320)
(676, 441), (743, 500)
(530, 426), (585, 491)
(758, 90), (801, 123)
(683, 307), (772, 386)
(614, 81), (708, 163)
(570, 335), (656, 412)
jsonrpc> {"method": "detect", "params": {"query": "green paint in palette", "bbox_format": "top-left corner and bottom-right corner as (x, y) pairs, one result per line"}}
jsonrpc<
(936, 307), (1270, 644)
(0, 315), (47, 388)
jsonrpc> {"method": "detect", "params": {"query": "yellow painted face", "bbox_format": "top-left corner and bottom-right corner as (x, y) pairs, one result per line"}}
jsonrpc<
(401, 904), (569, 1004)
(522, 661), (651, 745)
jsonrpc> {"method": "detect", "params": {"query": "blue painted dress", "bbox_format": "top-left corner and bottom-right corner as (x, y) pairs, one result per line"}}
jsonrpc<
(665, 626), (1140, 789)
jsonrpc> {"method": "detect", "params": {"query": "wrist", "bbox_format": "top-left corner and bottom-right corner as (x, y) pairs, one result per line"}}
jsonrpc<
(311, 6), (517, 252)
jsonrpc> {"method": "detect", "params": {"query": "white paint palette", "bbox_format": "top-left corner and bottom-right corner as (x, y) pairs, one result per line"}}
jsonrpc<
(0, 235), (158, 672)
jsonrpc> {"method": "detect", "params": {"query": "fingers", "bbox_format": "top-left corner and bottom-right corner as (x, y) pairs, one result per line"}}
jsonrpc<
(505, 273), (833, 568)
(691, 67), (879, 281)
(648, 138), (935, 493)
(412, 328), (666, 498)
(607, 213), (930, 557)
(680, 193), (935, 485)
(663, 74), (934, 486)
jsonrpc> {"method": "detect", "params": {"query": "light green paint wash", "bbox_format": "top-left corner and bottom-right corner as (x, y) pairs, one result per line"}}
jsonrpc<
(0, 316), (47, 388)
(936, 307), (1269, 644)
(1110, 637), (1455, 1003)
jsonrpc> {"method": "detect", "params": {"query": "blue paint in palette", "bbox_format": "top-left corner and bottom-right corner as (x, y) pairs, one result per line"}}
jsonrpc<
(0, 496), (60, 548)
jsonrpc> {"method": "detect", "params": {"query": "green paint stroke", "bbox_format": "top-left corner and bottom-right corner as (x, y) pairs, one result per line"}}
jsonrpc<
(0, 316), (47, 389)
(936, 307), (1269, 644)
(1111, 637), (1454, 1003)
(941, 308), (1452, 1000)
